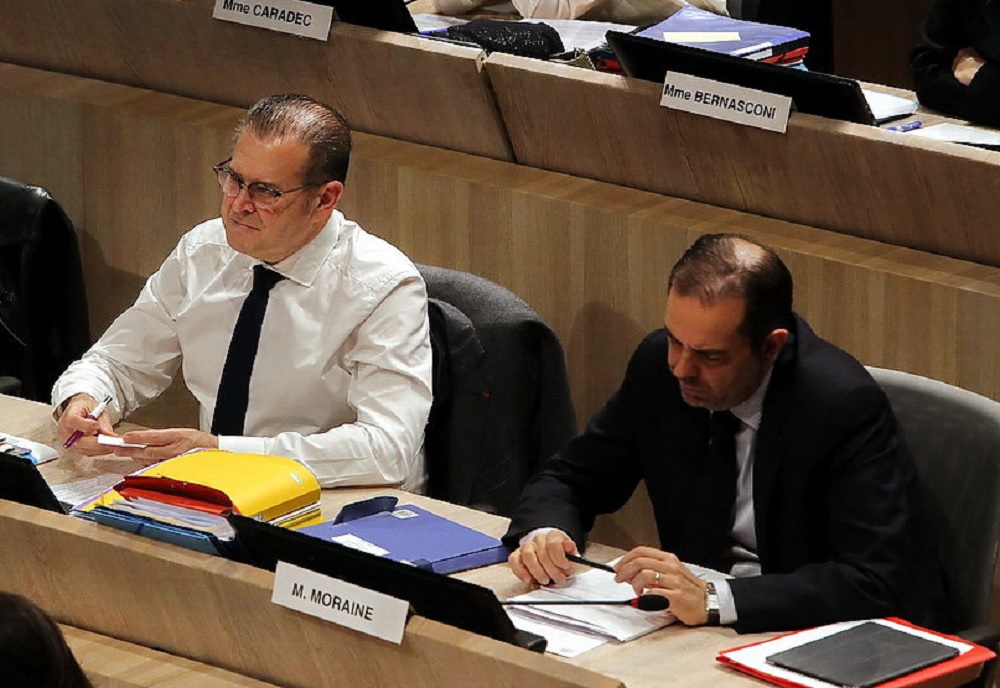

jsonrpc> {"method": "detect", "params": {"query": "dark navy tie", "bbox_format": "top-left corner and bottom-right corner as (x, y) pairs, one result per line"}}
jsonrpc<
(211, 265), (285, 436)
(683, 410), (741, 571)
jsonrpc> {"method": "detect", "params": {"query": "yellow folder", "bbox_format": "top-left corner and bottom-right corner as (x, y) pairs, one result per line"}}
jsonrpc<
(88, 450), (321, 525)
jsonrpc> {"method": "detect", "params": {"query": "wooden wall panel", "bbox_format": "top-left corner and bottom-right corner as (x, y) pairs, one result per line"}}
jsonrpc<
(484, 53), (1000, 268)
(0, 0), (511, 161)
(5, 65), (1000, 550)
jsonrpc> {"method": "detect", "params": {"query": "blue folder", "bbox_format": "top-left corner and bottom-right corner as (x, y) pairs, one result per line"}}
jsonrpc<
(299, 501), (508, 575)
(635, 6), (809, 61)
(85, 506), (225, 556)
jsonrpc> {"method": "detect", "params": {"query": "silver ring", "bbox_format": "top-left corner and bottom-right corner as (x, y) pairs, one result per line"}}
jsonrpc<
(653, 571), (661, 584)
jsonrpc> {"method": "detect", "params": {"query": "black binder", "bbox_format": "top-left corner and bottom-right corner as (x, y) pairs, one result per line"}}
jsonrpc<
(765, 621), (959, 688)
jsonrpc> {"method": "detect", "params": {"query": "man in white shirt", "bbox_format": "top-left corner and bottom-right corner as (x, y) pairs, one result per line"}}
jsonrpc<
(53, 94), (432, 490)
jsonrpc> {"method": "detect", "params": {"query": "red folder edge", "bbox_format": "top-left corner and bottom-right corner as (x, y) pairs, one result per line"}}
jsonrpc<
(115, 476), (240, 517)
(717, 617), (995, 688)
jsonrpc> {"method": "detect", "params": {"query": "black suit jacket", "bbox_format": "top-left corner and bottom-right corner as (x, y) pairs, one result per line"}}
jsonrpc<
(505, 316), (949, 633)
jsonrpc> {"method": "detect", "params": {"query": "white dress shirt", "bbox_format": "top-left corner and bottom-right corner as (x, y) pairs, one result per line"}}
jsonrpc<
(53, 211), (433, 491)
(713, 367), (771, 625)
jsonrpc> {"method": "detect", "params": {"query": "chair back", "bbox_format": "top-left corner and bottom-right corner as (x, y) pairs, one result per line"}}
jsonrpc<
(418, 265), (576, 516)
(868, 367), (1000, 630)
(0, 177), (90, 401)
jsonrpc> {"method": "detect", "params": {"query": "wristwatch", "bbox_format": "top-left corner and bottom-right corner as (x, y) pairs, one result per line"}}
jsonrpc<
(704, 581), (720, 626)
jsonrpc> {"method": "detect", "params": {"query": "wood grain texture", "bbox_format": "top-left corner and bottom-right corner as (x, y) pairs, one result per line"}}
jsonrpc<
(64, 625), (283, 688)
(0, 394), (984, 688)
(0, 0), (511, 161)
(5, 65), (1000, 555)
(483, 53), (1000, 268)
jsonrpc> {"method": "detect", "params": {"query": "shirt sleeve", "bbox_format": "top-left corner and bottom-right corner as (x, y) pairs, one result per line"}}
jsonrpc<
(219, 275), (433, 491)
(51, 245), (186, 423)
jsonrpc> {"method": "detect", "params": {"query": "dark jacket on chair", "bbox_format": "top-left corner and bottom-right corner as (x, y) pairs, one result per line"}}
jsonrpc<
(0, 177), (90, 401)
(419, 265), (576, 517)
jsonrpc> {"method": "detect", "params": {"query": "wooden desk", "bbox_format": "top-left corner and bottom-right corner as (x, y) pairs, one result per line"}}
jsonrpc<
(0, 394), (984, 688)
(483, 52), (1000, 268)
(0, 0), (510, 161)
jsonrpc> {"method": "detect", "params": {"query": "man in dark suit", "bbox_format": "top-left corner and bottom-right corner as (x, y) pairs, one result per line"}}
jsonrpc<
(504, 233), (948, 633)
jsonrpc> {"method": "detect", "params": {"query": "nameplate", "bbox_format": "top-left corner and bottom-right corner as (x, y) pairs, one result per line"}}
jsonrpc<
(212, 0), (333, 41)
(272, 561), (409, 643)
(659, 71), (791, 133)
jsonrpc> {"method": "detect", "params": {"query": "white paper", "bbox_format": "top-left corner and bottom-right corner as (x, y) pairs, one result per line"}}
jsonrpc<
(663, 31), (741, 43)
(909, 122), (1000, 147)
(862, 89), (918, 124)
(508, 613), (608, 657)
(506, 559), (674, 642)
(98, 434), (148, 449)
(52, 473), (123, 508)
(0, 433), (58, 465)
(722, 618), (973, 688)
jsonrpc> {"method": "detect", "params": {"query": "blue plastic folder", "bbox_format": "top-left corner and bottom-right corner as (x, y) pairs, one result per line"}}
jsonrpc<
(299, 500), (508, 575)
(636, 6), (809, 62)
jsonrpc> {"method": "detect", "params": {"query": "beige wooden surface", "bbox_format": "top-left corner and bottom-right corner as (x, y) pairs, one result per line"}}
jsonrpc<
(0, 395), (728, 688)
(64, 625), (282, 688)
(0, 0), (511, 161)
(483, 52), (1000, 268)
(6, 64), (1000, 551)
(2, 393), (987, 688)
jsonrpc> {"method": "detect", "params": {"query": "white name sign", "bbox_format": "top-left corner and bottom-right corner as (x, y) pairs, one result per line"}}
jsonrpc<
(659, 71), (792, 133)
(213, 0), (333, 41)
(272, 561), (409, 644)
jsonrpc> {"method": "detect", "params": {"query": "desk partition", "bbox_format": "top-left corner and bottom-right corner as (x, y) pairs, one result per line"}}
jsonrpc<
(483, 52), (1000, 268)
(0, 0), (511, 161)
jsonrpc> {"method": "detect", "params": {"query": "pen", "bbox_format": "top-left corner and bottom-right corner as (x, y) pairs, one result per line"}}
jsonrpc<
(567, 553), (617, 574)
(63, 394), (113, 449)
(887, 120), (923, 133)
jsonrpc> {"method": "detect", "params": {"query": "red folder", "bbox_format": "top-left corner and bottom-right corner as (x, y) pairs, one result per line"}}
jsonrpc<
(718, 618), (995, 688)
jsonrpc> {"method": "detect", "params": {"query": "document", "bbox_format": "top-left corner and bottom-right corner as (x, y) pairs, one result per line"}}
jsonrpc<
(861, 89), (918, 124)
(0, 433), (58, 465)
(506, 560), (729, 649)
(909, 122), (1000, 150)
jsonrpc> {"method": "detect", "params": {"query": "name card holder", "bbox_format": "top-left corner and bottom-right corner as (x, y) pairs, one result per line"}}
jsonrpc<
(272, 561), (410, 643)
(213, 0), (334, 41)
(660, 71), (792, 134)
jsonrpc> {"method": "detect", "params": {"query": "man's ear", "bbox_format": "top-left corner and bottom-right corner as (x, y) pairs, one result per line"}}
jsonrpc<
(316, 181), (344, 211)
(762, 328), (790, 364)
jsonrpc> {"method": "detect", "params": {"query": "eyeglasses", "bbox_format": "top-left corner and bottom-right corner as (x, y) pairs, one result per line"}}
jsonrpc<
(213, 158), (319, 210)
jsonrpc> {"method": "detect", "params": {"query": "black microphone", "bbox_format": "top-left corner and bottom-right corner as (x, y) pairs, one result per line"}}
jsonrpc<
(501, 594), (669, 612)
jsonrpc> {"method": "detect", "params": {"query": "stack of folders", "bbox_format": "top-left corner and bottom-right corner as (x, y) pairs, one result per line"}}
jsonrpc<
(77, 450), (322, 556)
(634, 6), (810, 66)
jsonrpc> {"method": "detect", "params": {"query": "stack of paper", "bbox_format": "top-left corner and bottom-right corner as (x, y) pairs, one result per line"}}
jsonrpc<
(506, 560), (731, 657)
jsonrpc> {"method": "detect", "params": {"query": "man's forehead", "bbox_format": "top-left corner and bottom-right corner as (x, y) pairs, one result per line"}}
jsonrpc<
(664, 291), (748, 347)
(231, 133), (309, 181)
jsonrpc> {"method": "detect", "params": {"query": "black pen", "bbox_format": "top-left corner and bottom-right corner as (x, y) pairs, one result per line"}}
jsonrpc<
(566, 553), (617, 574)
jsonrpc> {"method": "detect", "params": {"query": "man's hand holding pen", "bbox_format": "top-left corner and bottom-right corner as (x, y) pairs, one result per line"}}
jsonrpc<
(57, 393), (117, 454)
